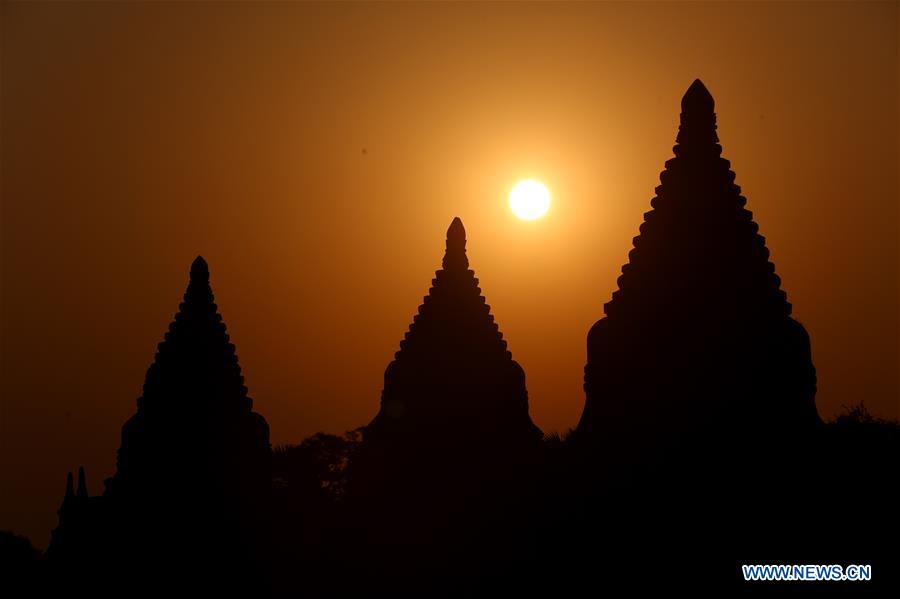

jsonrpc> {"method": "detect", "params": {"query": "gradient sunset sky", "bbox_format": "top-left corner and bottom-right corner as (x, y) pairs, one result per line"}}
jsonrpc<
(2, 1), (897, 546)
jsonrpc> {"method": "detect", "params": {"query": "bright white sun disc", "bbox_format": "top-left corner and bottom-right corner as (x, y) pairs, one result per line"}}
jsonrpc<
(509, 179), (550, 220)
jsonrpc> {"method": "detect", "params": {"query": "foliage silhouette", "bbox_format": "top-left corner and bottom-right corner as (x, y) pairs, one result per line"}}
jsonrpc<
(273, 428), (363, 502)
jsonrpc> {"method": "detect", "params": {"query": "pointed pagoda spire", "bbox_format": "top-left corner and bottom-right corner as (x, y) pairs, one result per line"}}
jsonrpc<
(47, 471), (79, 559)
(65, 471), (74, 500)
(368, 217), (541, 452)
(676, 78), (719, 151)
(681, 78), (714, 115)
(603, 78), (790, 321)
(111, 256), (271, 501)
(442, 216), (469, 270)
(391, 218), (517, 368)
(76, 466), (88, 498)
(135, 255), (250, 413)
(190, 255), (209, 280)
(579, 79), (818, 450)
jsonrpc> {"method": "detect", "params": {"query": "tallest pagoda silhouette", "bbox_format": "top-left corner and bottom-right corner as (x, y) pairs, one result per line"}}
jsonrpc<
(578, 80), (819, 456)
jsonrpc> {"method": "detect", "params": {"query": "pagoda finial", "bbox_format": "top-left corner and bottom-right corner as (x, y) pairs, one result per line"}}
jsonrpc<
(676, 78), (719, 150)
(681, 79), (714, 115)
(65, 471), (74, 500)
(76, 466), (88, 498)
(442, 217), (469, 270)
(190, 255), (209, 282)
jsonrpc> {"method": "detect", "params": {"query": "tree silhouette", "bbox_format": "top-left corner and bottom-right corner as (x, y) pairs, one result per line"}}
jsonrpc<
(273, 428), (363, 502)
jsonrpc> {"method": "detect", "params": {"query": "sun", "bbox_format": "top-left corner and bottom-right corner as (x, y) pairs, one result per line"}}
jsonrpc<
(509, 179), (551, 221)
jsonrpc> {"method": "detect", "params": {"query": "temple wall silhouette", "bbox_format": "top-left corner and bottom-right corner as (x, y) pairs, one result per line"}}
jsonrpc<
(577, 80), (820, 460)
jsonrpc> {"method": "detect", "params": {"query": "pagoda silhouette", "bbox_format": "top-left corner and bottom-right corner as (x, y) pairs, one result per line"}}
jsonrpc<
(577, 80), (820, 459)
(48, 257), (272, 594)
(353, 219), (543, 543)
(371, 218), (540, 439)
(25, 80), (898, 596)
(108, 256), (271, 505)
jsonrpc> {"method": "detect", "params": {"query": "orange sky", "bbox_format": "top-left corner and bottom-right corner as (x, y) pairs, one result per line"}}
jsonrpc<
(2, 1), (898, 547)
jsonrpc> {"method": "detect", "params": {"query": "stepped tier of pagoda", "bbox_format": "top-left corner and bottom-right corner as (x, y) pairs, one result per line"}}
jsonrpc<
(578, 80), (819, 453)
(364, 218), (543, 476)
(109, 256), (271, 504)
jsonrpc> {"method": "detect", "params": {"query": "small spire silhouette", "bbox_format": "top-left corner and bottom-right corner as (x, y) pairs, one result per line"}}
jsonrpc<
(65, 471), (74, 500)
(676, 78), (719, 150)
(681, 78), (714, 114)
(442, 217), (469, 270)
(76, 466), (88, 498)
(190, 255), (209, 281)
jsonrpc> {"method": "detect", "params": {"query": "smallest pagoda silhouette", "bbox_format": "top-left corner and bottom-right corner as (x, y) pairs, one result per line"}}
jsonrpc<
(46, 467), (102, 564)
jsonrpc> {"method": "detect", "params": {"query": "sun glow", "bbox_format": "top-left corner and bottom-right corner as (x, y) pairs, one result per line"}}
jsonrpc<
(509, 179), (551, 221)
